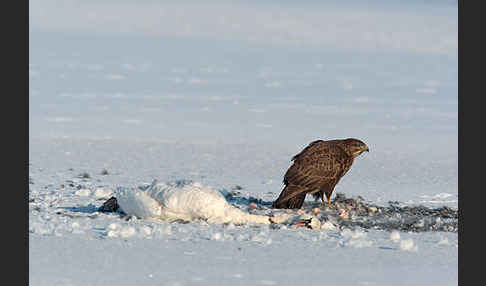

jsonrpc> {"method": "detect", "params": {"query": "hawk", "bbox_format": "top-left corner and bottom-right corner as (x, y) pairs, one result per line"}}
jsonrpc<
(272, 138), (369, 209)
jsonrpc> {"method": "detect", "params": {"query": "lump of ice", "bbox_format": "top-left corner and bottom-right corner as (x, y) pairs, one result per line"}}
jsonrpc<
(437, 237), (449, 245)
(211, 232), (223, 241)
(106, 225), (137, 238)
(140, 226), (152, 236)
(119, 227), (136, 238)
(321, 221), (336, 230)
(93, 188), (112, 198)
(399, 239), (418, 252)
(390, 231), (401, 242)
(347, 238), (373, 248)
(75, 189), (91, 196)
(339, 229), (372, 248)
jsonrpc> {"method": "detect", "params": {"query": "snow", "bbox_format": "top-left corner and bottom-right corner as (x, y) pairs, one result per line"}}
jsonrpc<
(74, 189), (90, 197)
(390, 231), (401, 242)
(399, 239), (418, 252)
(30, 0), (457, 285)
(93, 187), (112, 198)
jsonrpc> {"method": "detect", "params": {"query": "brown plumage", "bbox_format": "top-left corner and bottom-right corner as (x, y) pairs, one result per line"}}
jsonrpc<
(272, 138), (369, 209)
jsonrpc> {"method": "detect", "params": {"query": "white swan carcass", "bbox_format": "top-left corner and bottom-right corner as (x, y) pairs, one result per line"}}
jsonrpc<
(115, 181), (320, 229)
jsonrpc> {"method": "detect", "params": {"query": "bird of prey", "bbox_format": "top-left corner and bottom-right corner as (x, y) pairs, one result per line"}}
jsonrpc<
(272, 138), (369, 209)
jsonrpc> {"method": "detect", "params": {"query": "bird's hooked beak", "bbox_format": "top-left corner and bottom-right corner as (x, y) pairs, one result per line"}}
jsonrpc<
(357, 146), (369, 156)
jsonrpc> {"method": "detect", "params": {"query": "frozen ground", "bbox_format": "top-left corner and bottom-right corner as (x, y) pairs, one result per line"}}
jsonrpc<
(29, 0), (457, 285)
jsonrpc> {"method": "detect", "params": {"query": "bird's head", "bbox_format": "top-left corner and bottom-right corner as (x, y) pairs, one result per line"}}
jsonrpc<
(342, 138), (369, 158)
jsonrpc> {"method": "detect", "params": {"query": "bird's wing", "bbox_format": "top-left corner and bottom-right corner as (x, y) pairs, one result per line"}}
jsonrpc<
(291, 140), (326, 161)
(285, 142), (352, 188)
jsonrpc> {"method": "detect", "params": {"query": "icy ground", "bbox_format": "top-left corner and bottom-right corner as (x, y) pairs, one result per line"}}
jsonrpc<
(30, 0), (457, 285)
(29, 138), (457, 286)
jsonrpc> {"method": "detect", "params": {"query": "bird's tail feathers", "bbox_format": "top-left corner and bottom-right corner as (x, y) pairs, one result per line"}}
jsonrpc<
(272, 184), (306, 209)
